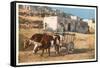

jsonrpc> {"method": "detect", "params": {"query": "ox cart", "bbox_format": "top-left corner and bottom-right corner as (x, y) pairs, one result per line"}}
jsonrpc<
(55, 32), (75, 54)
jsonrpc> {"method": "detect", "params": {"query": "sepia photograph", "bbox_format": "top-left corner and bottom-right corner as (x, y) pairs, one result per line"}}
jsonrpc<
(14, 2), (97, 66)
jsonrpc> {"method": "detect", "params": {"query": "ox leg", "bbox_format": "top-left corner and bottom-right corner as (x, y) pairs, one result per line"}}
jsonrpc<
(40, 49), (44, 56)
(54, 45), (57, 54)
(57, 45), (60, 55)
(55, 45), (60, 55)
(48, 48), (50, 56)
(45, 49), (48, 53)
(55, 45), (58, 55)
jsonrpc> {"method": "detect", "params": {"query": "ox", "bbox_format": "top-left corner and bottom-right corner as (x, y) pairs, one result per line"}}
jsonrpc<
(24, 33), (54, 56)
(33, 33), (54, 56)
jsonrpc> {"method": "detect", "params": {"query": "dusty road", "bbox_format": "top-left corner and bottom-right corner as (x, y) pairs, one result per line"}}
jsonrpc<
(19, 47), (95, 63)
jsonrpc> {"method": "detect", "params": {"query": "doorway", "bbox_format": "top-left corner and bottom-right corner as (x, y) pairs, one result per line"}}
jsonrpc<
(68, 23), (71, 31)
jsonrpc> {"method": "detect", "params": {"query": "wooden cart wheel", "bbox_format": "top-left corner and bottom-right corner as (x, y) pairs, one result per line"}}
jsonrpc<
(67, 42), (74, 54)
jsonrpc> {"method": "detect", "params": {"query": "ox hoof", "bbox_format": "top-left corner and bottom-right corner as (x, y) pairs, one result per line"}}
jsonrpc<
(33, 51), (36, 54)
(40, 55), (43, 57)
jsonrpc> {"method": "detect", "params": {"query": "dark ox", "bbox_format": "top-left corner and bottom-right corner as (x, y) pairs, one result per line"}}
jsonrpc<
(32, 33), (54, 56)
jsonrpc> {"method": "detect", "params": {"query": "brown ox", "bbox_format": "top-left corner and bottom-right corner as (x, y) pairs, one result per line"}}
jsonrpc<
(24, 33), (54, 56)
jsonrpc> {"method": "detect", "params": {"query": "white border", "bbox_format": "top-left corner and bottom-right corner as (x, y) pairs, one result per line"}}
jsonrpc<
(16, 2), (97, 65)
(16, 3), (19, 65)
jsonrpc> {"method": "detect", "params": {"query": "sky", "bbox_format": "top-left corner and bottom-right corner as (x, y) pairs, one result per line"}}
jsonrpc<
(52, 7), (96, 19)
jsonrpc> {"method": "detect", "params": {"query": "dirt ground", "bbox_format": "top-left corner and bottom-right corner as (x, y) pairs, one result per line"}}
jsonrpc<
(19, 48), (95, 63)
(18, 29), (96, 63)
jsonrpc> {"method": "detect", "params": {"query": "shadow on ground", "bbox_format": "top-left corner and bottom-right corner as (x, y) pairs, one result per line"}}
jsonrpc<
(21, 46), (94, 57)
